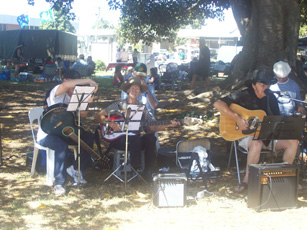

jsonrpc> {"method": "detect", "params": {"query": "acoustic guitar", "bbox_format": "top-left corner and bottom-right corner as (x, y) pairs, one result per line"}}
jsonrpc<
(219, 104), (267, 141)
(41, 104), (110, 168)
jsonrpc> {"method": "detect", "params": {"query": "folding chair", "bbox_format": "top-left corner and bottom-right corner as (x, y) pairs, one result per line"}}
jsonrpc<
(29, 107), (77, 186)
(44, 64), (57, 82)
(176, 138), (211, 180)
(227, 140), (275, 184)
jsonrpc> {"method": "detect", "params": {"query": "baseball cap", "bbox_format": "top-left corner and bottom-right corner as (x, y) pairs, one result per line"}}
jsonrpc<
(134, 63), (147, 77)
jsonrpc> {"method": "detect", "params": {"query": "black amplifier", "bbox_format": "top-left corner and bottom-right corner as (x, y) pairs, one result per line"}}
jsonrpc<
(248, 163), (298, 211)
(152, 173), (187, 207)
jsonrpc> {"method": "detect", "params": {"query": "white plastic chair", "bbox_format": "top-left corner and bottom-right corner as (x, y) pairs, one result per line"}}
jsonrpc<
(29, 107), (77, 186)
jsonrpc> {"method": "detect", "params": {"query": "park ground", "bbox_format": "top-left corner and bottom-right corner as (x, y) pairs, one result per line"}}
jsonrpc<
(1, 76), (307, 229)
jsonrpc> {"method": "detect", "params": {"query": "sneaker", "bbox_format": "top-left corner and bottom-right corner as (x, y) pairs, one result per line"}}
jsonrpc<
(66, 165), (87, 184)
(54, 185), (66, 196)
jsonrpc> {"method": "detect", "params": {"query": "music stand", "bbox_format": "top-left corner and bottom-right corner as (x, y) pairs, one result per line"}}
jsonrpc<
(67, 85), (95, 184)
(103, 105), (147, 192)
(254, 115), (305, 141)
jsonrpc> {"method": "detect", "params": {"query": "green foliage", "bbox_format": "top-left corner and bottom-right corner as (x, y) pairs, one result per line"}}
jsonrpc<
(107, 0), (231, 44)
(95, 60), (106, 72)
(299, 25), (307, 38)
(28, 0), (76, 20)
(40, 4), (75, 33)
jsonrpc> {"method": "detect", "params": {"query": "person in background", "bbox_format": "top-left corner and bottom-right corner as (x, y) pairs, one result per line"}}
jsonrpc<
(116, 48), (122, 62)
(270, 61), (305, 115)
(121, 48), (129, 62)
(43, 56), (56, 82)
(37, 71), (98, 196)
(146, 67), (160, 90)
(71, 54), (88, 77)
(12, 42), (26, 79)
(113, 65), (124, 87)
(124, 66), (134, 81)
(87, 56), (96, 76)
(55, 57), (66, 80)
(190, 46), (211, 89)
(132, 48), (140, 64)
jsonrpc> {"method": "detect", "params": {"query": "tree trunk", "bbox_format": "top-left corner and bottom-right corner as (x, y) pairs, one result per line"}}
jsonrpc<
(218, 0), (303, 92)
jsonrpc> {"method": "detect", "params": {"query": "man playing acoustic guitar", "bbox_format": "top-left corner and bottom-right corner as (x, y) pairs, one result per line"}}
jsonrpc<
(214, 69), (299, 193)
(37, 70), (98, 196)
(95, 77), (180, 182)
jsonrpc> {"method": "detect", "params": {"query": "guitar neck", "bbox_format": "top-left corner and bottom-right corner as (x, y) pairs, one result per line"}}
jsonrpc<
(65, 129), (101, 161)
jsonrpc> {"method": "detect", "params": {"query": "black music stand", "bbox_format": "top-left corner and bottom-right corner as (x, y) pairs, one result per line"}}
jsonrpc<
(103, 105), (147, 192)
(254, 115), (305, 141)
(67, 85), (95, 184)
(253, 115), (305, 167)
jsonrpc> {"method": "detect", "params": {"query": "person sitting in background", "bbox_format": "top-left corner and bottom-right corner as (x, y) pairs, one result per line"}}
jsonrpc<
(121, 48), (129, 62)
(270, 61), (305, 115)
(113, 65), (124, 87)
(43, 56), (56, 82)
(87, 56), (96, 76)
(43, 56), (55, 68)
(55, 57), (66, 80)
(71, 54), (88, 77)
(121, 63), (158, 118)
(146, 67), (160, 90)
(12, 42), (26, 79)
(124, 66), (134, 81)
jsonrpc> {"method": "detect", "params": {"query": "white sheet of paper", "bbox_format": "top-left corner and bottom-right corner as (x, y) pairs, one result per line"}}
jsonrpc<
(67, 86), (95, 111)
(126, 105), (144, 131)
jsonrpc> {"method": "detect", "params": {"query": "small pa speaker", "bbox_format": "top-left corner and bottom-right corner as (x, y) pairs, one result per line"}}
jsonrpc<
(248, 163), (298, 211)
(152, 173), (187, 207)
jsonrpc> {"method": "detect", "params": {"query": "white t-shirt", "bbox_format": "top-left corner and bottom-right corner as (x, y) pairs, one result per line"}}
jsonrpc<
(37, 85), (71, 141)
(121, 52), (129, 62)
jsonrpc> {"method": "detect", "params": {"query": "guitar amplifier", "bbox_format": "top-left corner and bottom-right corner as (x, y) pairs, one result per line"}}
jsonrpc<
(248, 163), (298, 211)
(152, 173), (187, 207)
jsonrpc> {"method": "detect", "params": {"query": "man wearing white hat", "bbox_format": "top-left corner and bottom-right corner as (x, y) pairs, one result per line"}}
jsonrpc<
(270, 61), (305, 115)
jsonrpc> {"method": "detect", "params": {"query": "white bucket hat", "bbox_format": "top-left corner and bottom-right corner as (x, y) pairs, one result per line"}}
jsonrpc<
(273, 61), (291, 78)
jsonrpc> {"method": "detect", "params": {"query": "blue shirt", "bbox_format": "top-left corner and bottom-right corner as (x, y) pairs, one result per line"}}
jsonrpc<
(270, 78), (302, 115)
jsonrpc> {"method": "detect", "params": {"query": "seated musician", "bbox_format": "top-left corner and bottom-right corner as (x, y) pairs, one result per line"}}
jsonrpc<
(37, 70), (98, 196)
(95, 77), (180, 181)
(213, 69), (299, 193)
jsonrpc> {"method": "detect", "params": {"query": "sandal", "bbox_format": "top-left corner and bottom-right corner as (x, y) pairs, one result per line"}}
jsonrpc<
(234, 182), (248, 193)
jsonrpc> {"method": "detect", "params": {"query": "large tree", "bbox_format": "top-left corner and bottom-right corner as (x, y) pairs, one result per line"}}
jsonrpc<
(106, 0), (307, 91)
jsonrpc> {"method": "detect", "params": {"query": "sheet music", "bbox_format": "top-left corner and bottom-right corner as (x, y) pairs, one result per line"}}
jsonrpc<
(67, 85), (95, 111)
(126, 105), (144, 131)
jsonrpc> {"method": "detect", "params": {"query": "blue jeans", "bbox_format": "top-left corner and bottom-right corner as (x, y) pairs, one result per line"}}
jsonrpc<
(38, 131), (94, 185)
